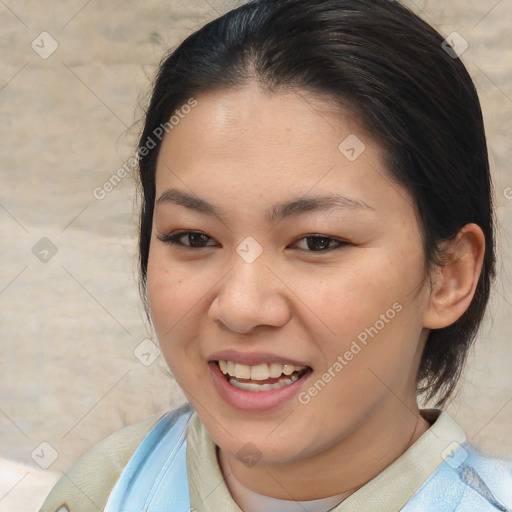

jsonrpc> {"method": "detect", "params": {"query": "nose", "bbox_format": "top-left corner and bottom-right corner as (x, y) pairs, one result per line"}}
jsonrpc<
(208, 253), (292, 335)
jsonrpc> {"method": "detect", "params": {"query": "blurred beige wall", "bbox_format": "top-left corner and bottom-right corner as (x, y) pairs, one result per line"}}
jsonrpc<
(0, 1), (511, 510)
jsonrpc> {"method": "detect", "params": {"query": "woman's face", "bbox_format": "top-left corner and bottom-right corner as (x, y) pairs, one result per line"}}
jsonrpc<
(147, 85), (432, 467)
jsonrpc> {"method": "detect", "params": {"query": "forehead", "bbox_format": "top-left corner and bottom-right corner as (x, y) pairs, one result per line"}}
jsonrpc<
(154, 85), (411, 218)
(159, 85), (360, 161)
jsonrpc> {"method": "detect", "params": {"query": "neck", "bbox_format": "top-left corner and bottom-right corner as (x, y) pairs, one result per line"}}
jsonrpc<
(219, 399), (431, 502)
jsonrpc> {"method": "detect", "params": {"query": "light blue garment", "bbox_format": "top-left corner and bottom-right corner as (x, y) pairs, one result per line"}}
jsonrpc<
(104, 403), (193, 512)
(403, 443), (512, 511)
(104, 404), (512, 511)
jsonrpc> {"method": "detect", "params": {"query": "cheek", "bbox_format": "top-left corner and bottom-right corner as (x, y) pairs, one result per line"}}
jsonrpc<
(146, 247), (198, 355)
(146, 243), (203, 320)
(146, 249), (177, 330)
(306, 252), (422, 336)
(146, 244), (221, 384)
(302, 248), (427, 381)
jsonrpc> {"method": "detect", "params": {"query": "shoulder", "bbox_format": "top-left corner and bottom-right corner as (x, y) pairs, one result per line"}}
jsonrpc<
(454, 445), (512, 511)
(39, 412), (168, 512)
(406, 441), (512, 511)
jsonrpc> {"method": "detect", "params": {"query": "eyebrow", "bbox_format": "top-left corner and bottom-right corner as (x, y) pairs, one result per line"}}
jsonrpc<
(156, 188), (374, 223)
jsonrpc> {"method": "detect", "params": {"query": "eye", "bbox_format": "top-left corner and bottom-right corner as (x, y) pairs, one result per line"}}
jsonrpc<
(157, 231), (347, 253)
(157, 230), (218, 248)
(292, 234), (348, 252)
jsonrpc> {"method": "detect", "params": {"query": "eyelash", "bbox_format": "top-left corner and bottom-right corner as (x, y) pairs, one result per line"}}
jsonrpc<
(157, 231), (348, 253)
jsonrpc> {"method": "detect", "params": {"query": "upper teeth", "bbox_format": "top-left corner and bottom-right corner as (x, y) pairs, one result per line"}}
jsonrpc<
(218, 360), (306, 380)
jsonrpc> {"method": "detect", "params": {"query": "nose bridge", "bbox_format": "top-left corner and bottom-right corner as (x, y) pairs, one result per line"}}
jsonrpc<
(232, 244), (268, 290)
(209, 244), (291, 333)
(227, 234), (277, 293)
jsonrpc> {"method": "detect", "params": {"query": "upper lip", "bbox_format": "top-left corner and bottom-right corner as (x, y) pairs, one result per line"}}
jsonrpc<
(208, 349), (311, 368)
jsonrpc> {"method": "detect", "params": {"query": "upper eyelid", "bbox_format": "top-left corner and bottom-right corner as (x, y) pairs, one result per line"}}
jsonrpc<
(158, 230), (218, 245)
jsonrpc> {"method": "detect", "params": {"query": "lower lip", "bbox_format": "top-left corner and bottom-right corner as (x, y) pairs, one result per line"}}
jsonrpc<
(208, 361), (311, 412)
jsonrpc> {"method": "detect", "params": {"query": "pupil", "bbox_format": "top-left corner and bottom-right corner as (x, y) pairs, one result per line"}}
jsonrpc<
(308, 236), (329, 251)
(189, 233), (208, 247)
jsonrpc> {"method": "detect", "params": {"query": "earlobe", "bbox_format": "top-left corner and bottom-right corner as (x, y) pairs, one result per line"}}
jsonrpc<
(423, 223), (485, 329)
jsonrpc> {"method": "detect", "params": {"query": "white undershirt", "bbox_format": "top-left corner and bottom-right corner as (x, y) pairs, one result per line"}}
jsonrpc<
(221, 451), (351, 512)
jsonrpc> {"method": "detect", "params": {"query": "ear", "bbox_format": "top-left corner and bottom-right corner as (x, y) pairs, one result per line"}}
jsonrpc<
(423, 223), (486, 329)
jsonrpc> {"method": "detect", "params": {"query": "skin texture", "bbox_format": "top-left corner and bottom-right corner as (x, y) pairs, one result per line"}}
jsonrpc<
(146, 84), (485, 501)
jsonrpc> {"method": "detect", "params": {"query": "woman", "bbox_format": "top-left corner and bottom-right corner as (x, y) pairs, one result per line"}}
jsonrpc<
(40, 0), (512, 510)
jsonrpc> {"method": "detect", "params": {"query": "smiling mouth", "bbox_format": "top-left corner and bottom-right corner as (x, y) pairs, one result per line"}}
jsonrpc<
(216, 360), (311, 392)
